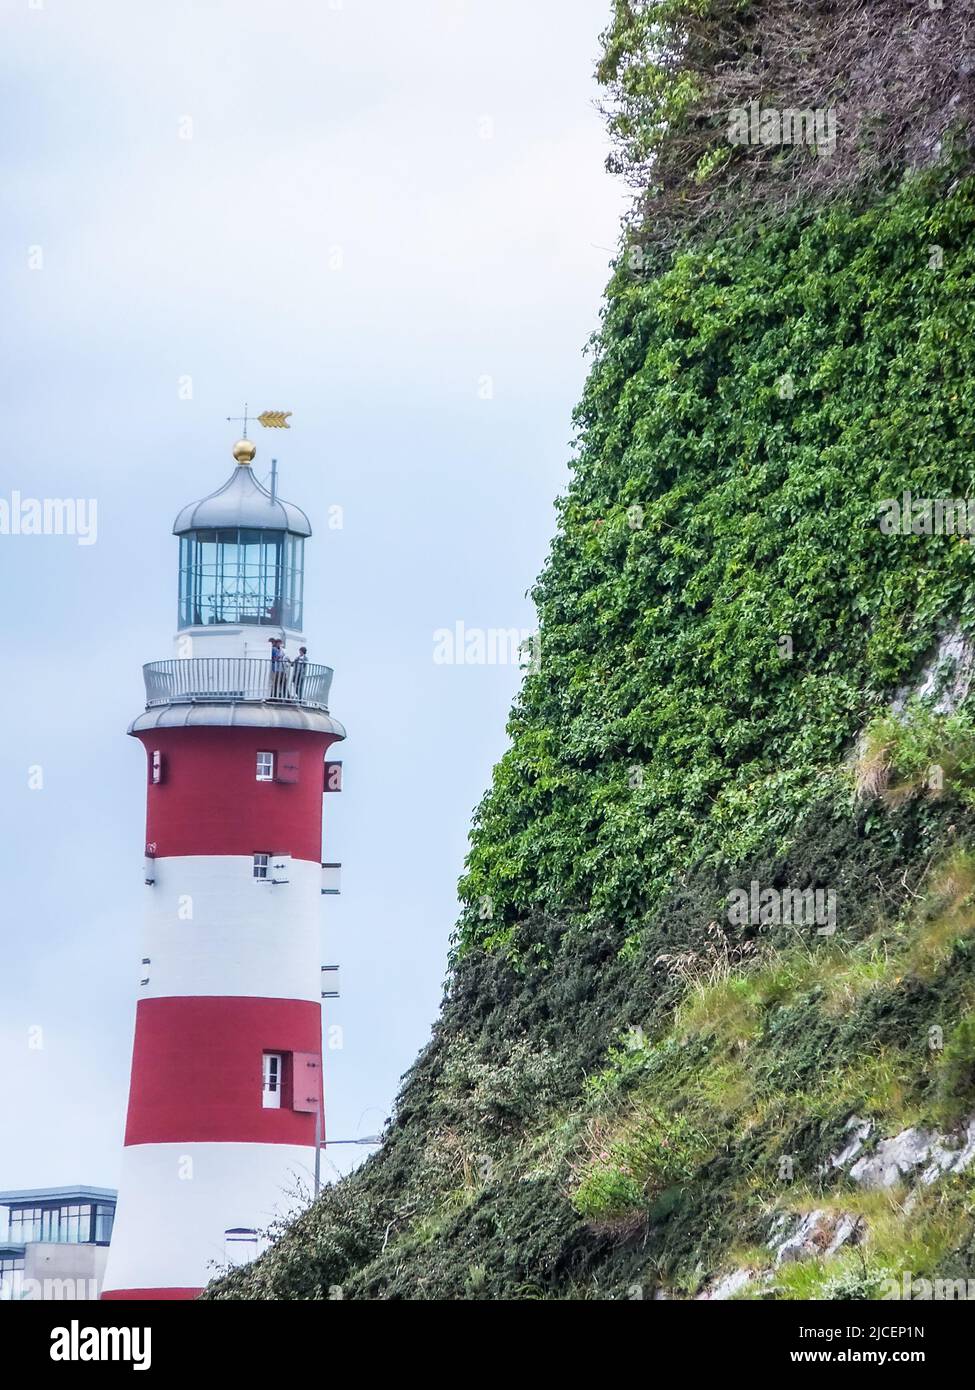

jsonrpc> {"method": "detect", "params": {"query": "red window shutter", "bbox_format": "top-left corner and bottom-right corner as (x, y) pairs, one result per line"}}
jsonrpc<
(324, 760), (343, 792)
(291, 1052), (320, 1113)
(276, 751), (300, 784)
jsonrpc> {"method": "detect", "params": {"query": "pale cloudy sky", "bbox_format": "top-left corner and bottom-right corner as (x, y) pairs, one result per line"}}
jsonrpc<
(0, 0), (626, 1189)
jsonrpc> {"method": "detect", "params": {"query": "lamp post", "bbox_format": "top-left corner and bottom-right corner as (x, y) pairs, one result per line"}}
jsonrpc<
(313, 1115), (382, 1196)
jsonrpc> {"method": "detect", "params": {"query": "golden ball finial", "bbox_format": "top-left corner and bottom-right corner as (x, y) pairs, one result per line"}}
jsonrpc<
(233, 438), (256, 465)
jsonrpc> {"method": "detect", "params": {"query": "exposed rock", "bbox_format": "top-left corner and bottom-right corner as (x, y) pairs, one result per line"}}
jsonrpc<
(696, 1267), (756, 1301)
(769, 1209), (862, 1265)
(920, 1118), (975, 1185)
(828, 1213), (862, 1253)
(893, 625), (975, 715)
(699, 1203), (865, 1299)
(847, 1121), (975, 1189)
(669, 1117), (975, 1298)
(825, 1116), (874, 1171)
(848, 1127), (932, 1188)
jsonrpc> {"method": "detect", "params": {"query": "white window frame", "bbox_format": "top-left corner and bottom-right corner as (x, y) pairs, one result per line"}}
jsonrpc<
(262, 1052), (282, 1109)
(253, 853), (270, 881)
(256, 751), (275, 782)
(224, 1228), (260, 1267)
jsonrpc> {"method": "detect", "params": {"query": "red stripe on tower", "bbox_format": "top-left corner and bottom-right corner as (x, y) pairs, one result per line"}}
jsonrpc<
(124, 996), (323, 1144)
(140, 727), (339, 862)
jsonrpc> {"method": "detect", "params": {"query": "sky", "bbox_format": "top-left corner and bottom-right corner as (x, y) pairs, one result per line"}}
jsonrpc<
(0, 0), (627, 1190)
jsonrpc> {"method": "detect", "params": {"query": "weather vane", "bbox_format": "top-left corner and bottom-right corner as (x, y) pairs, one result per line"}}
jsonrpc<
(226, 403), (293, 438)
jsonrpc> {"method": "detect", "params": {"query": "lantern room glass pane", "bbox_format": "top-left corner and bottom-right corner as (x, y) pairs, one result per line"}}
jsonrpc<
(178, 529), (304, 629)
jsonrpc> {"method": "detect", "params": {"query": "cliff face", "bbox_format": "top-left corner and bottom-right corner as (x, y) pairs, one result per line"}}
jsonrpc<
(206, 2), (975, 1299)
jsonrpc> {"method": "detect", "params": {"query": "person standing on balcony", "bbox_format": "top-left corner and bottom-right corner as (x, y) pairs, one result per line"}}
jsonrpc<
(269, 637), (286, 698)
(293, 646), (308, 700)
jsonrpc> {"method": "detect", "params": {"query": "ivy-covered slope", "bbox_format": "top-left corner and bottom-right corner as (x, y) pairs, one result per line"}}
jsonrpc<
(458, 169), (975, 955)
(205, 3), (975, 1300)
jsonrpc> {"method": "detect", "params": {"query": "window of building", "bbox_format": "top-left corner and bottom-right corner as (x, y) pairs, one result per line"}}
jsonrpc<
(8, 1207), (40, 1242)
(94, 1205), (115, 1245)
(253, 853), (270, 881)
(262, 1053), (282, 1109)
(256, 751), (275, 781)
(6, 1202), (98, 1245)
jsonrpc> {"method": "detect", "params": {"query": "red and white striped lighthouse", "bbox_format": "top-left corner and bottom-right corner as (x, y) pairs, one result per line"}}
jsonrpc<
(102, 436), (345, 1301)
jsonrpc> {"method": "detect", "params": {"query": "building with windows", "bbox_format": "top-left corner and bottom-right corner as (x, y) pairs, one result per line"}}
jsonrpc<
(101, 436), (345, 1300)
(0, 1186), (116, 1300)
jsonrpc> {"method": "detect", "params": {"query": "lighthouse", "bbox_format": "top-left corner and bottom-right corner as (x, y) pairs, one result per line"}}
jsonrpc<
(102, 436), (345, 1301)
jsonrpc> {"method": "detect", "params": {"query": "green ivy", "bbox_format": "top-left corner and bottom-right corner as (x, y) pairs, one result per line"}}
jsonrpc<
(458, 166), (975, 952)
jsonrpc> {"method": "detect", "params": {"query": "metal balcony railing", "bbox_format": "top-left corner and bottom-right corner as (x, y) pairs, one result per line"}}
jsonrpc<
(142, 658), (334, 711)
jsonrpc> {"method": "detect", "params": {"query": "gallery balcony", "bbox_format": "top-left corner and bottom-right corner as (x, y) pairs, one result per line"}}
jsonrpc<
(141, 658), (334, 712)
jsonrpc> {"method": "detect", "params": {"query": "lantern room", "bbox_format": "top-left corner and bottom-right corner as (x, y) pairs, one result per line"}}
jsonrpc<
(172, 439), (311, 634)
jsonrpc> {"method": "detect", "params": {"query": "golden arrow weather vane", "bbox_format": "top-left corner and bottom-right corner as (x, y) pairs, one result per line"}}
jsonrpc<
(226, 403), (293, 437)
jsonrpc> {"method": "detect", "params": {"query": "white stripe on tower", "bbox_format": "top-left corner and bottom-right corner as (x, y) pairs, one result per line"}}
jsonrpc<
(102, 1143), (313, 1299)
(140, 856), (324, 1002)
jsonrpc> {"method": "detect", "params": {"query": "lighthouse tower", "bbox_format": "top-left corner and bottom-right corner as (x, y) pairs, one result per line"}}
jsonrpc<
(102, 437), (345, 1301)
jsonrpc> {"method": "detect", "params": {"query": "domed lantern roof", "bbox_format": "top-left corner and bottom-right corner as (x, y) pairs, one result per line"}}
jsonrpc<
(173, 440), (311, 537)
